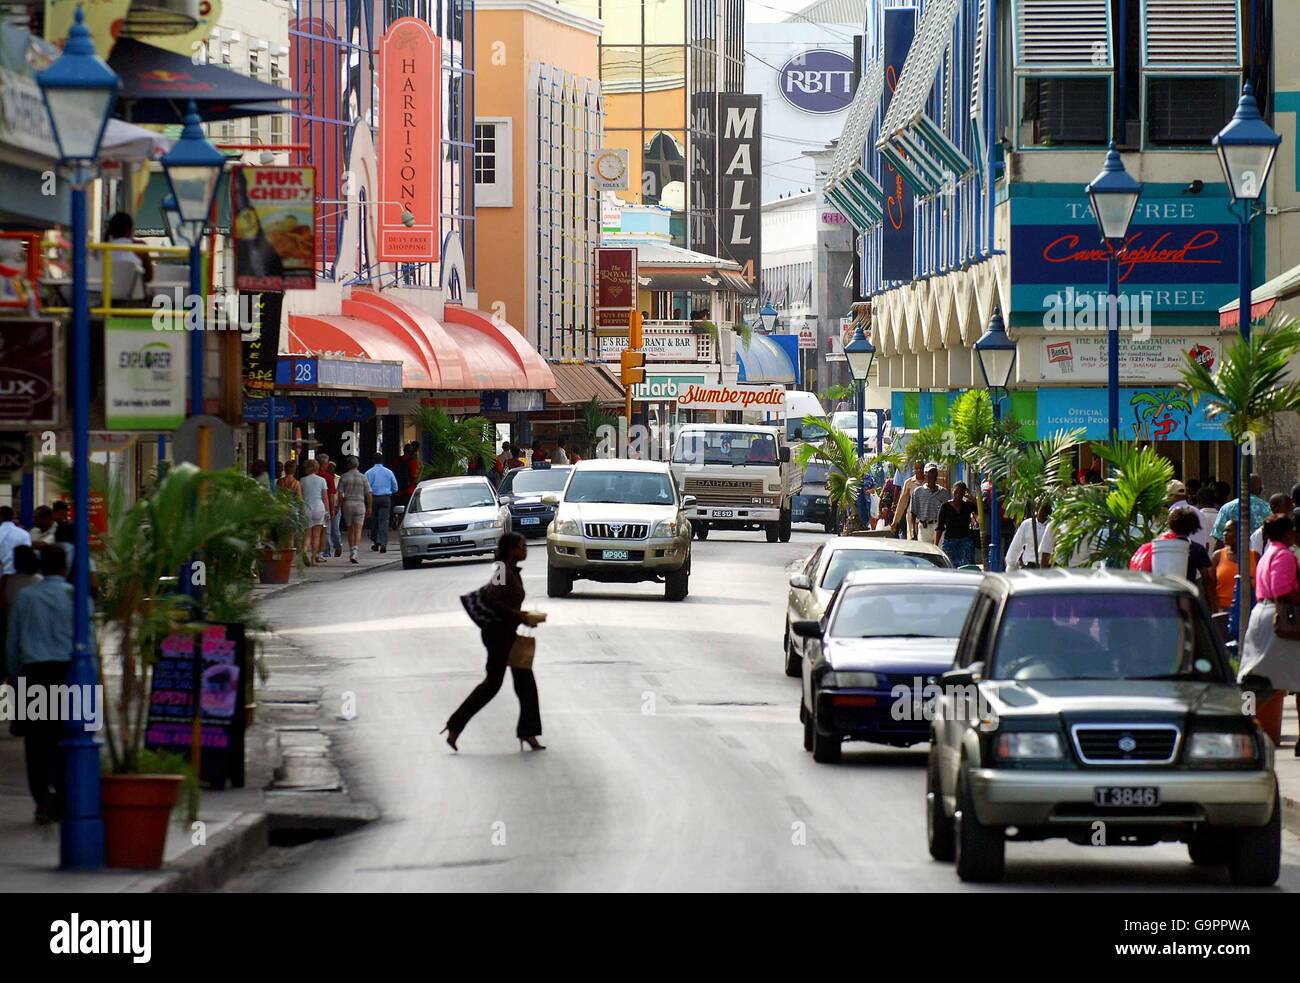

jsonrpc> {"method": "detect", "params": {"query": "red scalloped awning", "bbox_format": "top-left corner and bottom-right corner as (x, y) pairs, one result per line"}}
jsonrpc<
(285, 290), (554, 392)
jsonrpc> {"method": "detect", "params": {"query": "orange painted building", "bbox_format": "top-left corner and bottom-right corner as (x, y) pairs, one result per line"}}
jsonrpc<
(473, 0), (605, 360)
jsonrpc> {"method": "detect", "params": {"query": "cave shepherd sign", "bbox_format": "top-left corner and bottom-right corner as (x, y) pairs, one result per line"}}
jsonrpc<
(378, 18), (440, 262)
(719, 94), (761, 293)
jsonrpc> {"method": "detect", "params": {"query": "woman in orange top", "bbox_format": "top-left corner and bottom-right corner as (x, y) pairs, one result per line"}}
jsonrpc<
(1212, 518), (1257, 611)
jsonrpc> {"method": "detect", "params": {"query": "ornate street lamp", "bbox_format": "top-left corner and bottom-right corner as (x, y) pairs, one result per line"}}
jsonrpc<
(1086, 142), (1143, 440)
(1214, 82), (1282, 655)
(36, 5), (120, 871)
(160, 194), (193, 249)
(758, 300), (777, 334)
(975, 308), (1016, 572)
(844, 324), (876, 526)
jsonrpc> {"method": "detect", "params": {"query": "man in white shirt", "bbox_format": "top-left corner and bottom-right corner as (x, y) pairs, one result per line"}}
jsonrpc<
(1006, 501), (1052, 570)
(890, 461), (925, 539)
(1249, 493), (1294, 554)
(0, 505), (32, 575)
(1039, 518), (1096, 569)
(552, 436), (570, 466)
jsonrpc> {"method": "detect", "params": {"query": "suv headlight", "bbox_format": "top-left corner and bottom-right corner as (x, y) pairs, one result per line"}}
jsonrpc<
(995, 732), (1063, 760)
(651, 518), (678, 538)
(1188, 732), (1257, 761)
(826, 671), (879, 689)
(554, 517), (581, 536)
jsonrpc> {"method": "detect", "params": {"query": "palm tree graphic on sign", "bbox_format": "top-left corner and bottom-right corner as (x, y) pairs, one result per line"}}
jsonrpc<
(1130, 389), (1192, 441)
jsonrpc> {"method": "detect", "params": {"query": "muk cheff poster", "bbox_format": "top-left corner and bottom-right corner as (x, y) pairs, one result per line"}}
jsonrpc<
(232, 166), (317, 292)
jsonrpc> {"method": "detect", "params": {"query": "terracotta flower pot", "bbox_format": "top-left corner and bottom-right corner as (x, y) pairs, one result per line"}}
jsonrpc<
(101, 774), (184, 869)
(244, 702), (257, 728)
(259, 547), (296, 584)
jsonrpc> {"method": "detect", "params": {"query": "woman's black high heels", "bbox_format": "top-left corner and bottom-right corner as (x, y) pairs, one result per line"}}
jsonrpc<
(441, 727), (459, 752)
(520, 737), (546, 751)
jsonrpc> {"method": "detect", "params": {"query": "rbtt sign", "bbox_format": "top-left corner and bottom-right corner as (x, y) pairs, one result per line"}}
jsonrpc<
(778, 50), (855, 115)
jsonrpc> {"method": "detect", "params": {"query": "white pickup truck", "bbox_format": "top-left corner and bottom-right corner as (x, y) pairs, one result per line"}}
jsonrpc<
(669, 423), (801, 542)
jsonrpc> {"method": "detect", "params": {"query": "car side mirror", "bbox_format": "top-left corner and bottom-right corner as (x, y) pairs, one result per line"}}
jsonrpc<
(789, 572), (812, 590)
(541, 493), (560, 506)
(681, 495), (697, 510)
(779, 446), (791, 463)
(392, 506), (406, 521)
(941, 662), (982, 689)
(791, 619), (822, 639)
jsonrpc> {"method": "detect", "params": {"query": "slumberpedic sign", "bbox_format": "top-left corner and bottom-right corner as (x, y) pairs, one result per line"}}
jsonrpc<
(676, 384), (786, 411)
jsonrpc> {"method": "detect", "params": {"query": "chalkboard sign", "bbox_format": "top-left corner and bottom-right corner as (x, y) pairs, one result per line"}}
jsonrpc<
(144, 622), (247, 790)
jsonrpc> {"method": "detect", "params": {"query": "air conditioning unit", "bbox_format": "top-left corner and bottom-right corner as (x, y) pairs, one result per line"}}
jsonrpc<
(123, 0), (198, 36)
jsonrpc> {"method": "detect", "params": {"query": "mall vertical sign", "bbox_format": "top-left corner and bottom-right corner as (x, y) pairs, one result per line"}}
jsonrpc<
(880, 6), (915, 282)
(719, 94), (762, 293)
(378, 18), (440, 262)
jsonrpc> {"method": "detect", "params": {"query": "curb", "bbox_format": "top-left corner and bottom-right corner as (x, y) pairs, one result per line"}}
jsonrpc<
(147, 812), (269, 894)
(257, 557), (402, 600)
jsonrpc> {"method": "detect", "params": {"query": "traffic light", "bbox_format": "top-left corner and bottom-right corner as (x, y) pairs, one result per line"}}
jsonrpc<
(620, 348), (645, 386)
(628, 309), (644, 349)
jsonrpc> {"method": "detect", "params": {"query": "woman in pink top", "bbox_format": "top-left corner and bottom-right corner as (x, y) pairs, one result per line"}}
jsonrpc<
(1238, 513), (1300, 748)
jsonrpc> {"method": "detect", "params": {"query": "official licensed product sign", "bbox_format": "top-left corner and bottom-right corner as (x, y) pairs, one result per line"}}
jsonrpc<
(232, 166), (316, 291)
(378, 18), (441, 262)
(778, 49), (856, 114)
(104, 317), (186, 430)
(0, 318), (59, 426)
(596, 247), (637, 309)
(719, 94), (762, 292)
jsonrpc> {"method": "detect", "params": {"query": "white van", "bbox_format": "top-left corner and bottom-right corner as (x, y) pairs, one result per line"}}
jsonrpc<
(762, 390), (826, 443)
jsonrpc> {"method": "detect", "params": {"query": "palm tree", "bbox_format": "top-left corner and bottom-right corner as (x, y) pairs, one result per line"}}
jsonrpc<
(820, 383), (854, 407)
(975, 427), (1084, 561)
(1048, 441), (1173, 569)
(417, 405), (496, 478)
(948, 389), (1015, 564)
(795, 414), (898, 533)
(577, 396), (617, 458)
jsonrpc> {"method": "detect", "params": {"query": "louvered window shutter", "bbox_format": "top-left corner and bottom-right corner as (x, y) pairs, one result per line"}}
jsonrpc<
(1142, 0), (1240, 69)
(1015, 0), (1112, 69)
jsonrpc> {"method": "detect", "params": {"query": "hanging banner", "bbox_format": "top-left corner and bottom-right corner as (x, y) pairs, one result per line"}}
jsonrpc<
(104, 317), (187, 430)
(718, 93), (762, 293)
(242, 292), (282, 394)
(378, 17), (441, 263)
(0, 318), (60, 427)
(880, 7), (916, 283)
(596, 247), (637, 309)
(232, 166), (316, 291)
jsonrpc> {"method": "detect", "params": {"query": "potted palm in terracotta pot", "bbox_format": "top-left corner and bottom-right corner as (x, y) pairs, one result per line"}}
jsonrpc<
(258, 488), (307, 584)
(92, 465), (280, 868)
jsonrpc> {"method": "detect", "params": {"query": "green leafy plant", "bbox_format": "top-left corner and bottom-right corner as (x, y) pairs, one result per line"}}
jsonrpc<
(974, 427), (1083, 561)
(820, 383), (854, 406)
(1049, 441), (1173, 568)
(417, 406), (496, 478)
(794, 414), (901, 533)
(577, 396), (617, 457)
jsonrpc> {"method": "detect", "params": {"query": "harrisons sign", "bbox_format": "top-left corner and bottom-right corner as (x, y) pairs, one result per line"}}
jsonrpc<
(777, 50), (856, 115)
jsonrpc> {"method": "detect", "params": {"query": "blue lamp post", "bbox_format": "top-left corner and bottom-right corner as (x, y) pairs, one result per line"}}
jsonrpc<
(844, 324), (876, 528)
(1086, 142), (1143, 440)
(1214, 82), (1281, 654)
(161, 102), (225, 418)
(36, 5), (120, 870)
(758, 300), (777, 334)
(975, 309), (1016, 573)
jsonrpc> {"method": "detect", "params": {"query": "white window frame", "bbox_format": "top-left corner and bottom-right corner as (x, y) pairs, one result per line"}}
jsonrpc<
(474, 117), (513, 208)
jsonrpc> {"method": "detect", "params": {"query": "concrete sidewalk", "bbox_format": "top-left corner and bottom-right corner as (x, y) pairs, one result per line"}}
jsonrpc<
(254, 544), (401, 601)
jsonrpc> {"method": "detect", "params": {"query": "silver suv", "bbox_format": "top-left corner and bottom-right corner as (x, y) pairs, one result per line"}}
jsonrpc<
(928, 570), (1279, 885)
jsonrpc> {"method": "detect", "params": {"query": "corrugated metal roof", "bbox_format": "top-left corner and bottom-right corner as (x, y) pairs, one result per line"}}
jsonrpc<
(546, 361), (626, 406)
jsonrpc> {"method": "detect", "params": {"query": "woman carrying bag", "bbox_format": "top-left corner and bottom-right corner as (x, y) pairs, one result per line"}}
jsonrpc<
(1238, 513), (1300, 748)
(445, 533), (548, 751)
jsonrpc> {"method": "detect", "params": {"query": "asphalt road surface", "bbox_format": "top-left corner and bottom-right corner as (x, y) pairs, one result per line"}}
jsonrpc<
(238, 529), (1300, 892)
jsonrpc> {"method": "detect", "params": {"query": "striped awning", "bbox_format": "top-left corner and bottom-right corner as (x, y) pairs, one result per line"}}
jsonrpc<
(825, 57), (886, 234)
(545, 361), (625, 407)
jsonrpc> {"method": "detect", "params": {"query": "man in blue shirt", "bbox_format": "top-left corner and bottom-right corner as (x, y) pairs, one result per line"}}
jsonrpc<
(365, 457), (400, 552)
(1211, 473), (1270, 547)
(4, 549), (78, 823)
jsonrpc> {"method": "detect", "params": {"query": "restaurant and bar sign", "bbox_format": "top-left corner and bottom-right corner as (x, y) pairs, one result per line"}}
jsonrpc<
(0, 318), (59, 426)
(378, 17), (441, 262)
(1010, 190), (1240, 315)
(599, 333), (699, 362)
(232, 166), (316, 291)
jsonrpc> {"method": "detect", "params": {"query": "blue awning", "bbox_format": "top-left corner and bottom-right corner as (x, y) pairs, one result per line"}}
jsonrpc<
(737, 333), (797, 384)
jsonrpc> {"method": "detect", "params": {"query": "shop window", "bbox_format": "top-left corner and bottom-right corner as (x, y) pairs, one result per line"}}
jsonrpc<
(474, 119), (512, 207)
(1018, 76), (1110, 147)
(1145, 75), (1239, 147)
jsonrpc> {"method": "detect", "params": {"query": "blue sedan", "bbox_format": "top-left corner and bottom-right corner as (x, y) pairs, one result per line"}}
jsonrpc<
(497, 465), (572, 538)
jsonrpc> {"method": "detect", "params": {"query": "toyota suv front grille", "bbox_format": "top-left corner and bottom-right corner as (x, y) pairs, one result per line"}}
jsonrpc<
(583, 522), (649, 540)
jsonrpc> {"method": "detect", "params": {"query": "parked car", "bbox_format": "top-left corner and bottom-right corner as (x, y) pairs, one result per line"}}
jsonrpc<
(926, 569), (1280, 885)
(397, 476), (508, 569)
(497, 465), (572, 538)
(784, 535), (953, 676)
(791, 460), (836, 533)
(544, 459), (694, 601)
(793, 569), (981, 762)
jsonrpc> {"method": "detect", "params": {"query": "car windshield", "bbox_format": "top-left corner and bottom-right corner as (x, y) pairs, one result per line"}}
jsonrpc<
(564, 470), (676, 505)
(791, 419), (829, 442)
(989, 593), (1225, 681)
(831, 410), (877, 432)
(410, 482), (495, 512)
(803, 462), (831, 484)
(832, 586), (977, 638)
(672, 430), (779, 466)
(500, 468), (570, 496)
(821, 548), (950, 589)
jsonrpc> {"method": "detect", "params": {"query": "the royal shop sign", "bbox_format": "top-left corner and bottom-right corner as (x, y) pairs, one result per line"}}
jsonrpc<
(378, 18), (440, 263)
(1010, 193), (1239, 315)
(595, 247), (637, 309)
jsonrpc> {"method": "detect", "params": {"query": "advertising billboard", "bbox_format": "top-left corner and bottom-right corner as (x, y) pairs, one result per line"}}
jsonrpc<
(718, 93), (762, 293)
(232, 166), (316, 291)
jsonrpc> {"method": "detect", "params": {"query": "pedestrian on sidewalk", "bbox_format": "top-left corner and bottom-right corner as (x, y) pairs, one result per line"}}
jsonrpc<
(0, 505), (31, 575)
(1007, 501), (1052, 570)
(317, 453), (342, 560)
(552, 435), (570, 465)
(3, 548), (78, 824)
(250, 459), (274, 496)
(890, 462), (924, 540)
(935, 481), (978, 567)
(443, 533), (548, 752)
(365, 456), (399, 553)
(909, 462), (950, 545)
(1237, 513), (1300, 748)
(1212, 518), (1257, 614)
(300, 460), (330, 566)
(0, 545), (40, 663)
(337, 456), (371, 564)
(276, 461), (302, 498)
